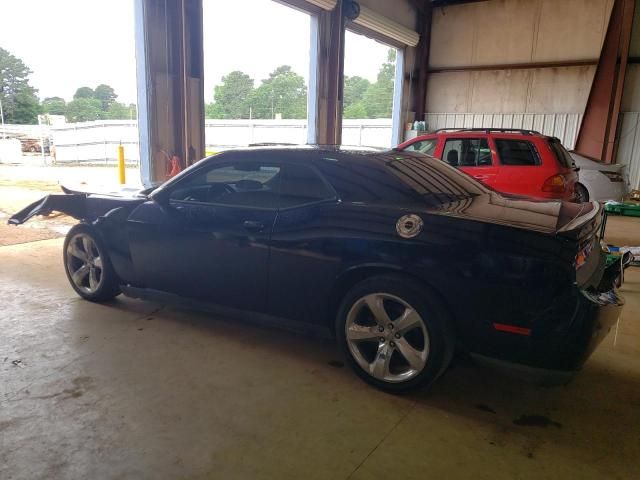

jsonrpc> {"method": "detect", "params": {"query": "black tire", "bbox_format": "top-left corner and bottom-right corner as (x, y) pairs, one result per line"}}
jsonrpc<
(336, 274), (455, 393)
(575, 184), (589, 203)
(63, 223), (121, 302)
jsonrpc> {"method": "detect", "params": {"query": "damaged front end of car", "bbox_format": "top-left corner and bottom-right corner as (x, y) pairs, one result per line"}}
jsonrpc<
(8, 194), (89, 226)
(8, 188), (148, 227)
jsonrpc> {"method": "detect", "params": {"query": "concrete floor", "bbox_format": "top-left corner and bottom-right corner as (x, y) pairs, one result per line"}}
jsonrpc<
(1, 217), (639, 480)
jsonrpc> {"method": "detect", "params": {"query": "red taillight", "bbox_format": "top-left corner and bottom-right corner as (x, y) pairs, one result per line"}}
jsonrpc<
(493, 323), (531, 336)
(542, 174), (566, 193)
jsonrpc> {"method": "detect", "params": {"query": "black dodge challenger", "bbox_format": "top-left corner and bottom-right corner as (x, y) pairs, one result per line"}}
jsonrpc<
(9, 146), (624, 392)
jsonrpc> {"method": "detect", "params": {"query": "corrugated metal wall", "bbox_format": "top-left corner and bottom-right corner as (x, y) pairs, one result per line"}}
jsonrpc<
(617, 112), (640, 190)
(424, 112), (583, 148)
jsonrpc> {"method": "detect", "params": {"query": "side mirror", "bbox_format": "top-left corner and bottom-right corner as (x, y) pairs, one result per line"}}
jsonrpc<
(150, 187), (170, 207)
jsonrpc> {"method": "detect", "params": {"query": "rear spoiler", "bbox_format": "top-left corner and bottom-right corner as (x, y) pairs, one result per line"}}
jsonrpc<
(556, 201), (603, 242)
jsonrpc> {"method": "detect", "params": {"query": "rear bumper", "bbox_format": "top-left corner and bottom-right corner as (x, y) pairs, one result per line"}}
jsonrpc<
(565, 288), (624, 367)
(471, 286), (624, 383)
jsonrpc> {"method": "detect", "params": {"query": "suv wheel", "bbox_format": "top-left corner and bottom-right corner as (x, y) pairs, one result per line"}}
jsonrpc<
(336, 275), (455, 392)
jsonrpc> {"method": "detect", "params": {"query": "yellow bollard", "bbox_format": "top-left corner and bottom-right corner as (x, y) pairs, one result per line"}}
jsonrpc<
(118, 144), (126, 184)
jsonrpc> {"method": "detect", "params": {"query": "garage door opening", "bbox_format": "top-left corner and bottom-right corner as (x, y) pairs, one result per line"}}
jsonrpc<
(202, 0), (312, 151)
(341, 30), (402, 148)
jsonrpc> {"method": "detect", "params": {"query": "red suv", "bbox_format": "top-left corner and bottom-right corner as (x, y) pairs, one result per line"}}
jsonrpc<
(397, 128), (578, 201)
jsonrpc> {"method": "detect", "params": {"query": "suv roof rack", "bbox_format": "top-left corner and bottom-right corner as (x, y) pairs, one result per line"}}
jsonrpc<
(432, 128), (542, 135)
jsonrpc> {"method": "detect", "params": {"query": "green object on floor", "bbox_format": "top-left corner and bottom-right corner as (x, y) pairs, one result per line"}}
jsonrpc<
(604, 202), (640, 217)
(606, 254), (621, 267)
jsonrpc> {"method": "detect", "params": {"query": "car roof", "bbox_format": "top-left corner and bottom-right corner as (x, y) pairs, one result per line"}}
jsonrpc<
(221, 144), (384, 154)
(213, 145), (404, 165)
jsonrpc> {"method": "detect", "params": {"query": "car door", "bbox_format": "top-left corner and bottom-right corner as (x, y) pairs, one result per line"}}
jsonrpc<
(492, 137), (545, 197)
(441, 137), (499, 188)
(266, 161), (340, 325)
(127, 159), (282, 313)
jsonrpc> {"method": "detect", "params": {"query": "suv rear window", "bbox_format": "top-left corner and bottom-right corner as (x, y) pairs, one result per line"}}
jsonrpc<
(495, 139), (540, 166)
(548, 139), (575, 169)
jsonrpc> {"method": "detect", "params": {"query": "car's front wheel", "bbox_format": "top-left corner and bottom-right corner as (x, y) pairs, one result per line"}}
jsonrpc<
(336, 275), (455, 392)
(63, 224), (121, 302)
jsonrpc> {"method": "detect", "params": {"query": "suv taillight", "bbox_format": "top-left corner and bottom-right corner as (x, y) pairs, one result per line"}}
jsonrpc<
(542, 174), (567, 193)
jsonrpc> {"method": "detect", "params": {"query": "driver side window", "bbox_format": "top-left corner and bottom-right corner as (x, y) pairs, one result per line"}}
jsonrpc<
(169, 163), (282, 208)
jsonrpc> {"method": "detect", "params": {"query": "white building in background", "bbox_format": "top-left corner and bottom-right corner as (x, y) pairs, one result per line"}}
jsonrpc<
(0, 138), (23, 164)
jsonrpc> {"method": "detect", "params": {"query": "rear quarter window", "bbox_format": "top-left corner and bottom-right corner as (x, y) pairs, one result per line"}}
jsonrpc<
(495, 139), (540, 166)
(548, 139), (575, 169)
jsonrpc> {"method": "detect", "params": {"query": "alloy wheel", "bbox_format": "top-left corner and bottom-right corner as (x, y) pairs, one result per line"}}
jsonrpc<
(66, 233), (104, 294)
(345, 293), (430, 383)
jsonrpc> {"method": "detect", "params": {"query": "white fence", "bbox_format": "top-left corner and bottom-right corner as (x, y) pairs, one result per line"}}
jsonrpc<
(49, 119), (394, 164)
(52, 121), (140, 163)
(425, 112), (583, 150)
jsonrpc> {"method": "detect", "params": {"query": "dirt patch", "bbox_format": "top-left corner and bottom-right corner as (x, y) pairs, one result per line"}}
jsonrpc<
(0, 222), (64, 247)
(0, 177), (73, 246)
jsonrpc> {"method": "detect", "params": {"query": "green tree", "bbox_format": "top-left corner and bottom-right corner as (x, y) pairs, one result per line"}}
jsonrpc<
(361, 49), (396, 118)
(65, 98), (103, 122)
(211, 71), (254, 119)
(0, 47), (40, 124)
(205, 102), (223, 119)
(94, 84), (118, 110)
(41, 96), (67, 115)
(127, 103), (137, 120)
(343, 102), (367, 119)
(104, 101), (132, 119)
(343, 76), (370, 111)
(249, 65), (307, 119)
(73, 86), (94, 100)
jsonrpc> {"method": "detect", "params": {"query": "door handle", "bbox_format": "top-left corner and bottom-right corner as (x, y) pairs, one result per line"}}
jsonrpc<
(473, 175), (490, 181)
(243, 220), (265, 232)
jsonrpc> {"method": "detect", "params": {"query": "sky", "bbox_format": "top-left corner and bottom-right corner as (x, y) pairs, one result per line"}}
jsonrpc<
(0, 0), (393, 105)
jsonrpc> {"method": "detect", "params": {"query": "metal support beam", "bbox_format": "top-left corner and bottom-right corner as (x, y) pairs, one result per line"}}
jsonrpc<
(135, 0), (204, 186)
(314, 1), (345, 145)
(428, 59), (598, 74)
(575, 0), (635, 164)
(412, 1), (431, 120)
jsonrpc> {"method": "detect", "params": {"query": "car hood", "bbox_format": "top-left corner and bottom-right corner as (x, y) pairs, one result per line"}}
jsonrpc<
(8, 187), (147, 226)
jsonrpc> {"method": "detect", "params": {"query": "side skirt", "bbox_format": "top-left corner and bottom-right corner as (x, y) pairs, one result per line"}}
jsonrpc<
(120, 285), (333, 340)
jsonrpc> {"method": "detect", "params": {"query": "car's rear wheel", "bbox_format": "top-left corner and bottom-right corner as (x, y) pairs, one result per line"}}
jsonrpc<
(63, 224), (121, 302)
(575, 183), (589, 203)
(336, 275), (455, 392)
